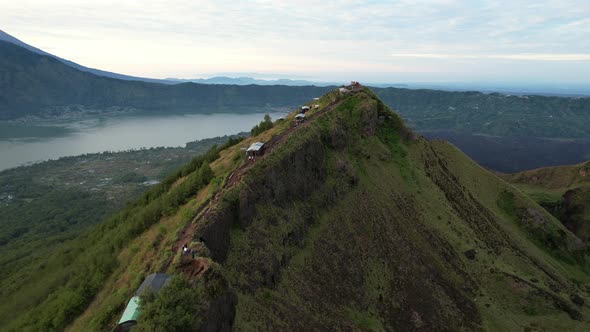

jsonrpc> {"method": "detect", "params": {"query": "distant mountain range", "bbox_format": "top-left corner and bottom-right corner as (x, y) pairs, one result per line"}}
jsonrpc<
(0, 30), (338, 87)
(2, 35), (588, 136)
(2, 30), (588, 95)
(0, 30), (170, 84)
(0, 40), (332, 119)
(165, 76), (339, 86)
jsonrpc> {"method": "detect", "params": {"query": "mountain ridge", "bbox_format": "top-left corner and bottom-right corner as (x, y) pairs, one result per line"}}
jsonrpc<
(5, 85), (586, 331)
(0, 30), (170, 84)
(137, 86), (590, 331)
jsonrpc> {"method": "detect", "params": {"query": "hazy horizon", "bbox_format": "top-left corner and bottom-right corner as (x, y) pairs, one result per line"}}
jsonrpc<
(1, 0), (589, 84)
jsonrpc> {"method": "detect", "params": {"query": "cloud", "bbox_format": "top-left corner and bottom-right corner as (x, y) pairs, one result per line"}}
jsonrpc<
(391, 53), (590, 61)
(1, 0), (589, 82)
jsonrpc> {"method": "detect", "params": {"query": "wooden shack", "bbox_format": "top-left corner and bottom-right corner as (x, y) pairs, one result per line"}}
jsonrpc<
(246, 142), (265, 159)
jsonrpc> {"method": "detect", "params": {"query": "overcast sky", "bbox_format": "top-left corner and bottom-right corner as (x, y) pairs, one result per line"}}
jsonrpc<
(1, 0), (589, 83)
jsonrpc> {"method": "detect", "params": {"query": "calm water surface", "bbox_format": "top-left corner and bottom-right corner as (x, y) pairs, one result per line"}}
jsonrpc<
(0, 112), (285, 171)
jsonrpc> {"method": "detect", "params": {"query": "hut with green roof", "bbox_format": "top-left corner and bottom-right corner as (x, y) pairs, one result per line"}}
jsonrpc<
(115, 273), (171, 331)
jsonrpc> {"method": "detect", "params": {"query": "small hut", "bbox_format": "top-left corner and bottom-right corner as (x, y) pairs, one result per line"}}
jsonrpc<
(116, 297), (140, 332)
(295, 113), (306, 124)
(300, 106), (311, 113)
(246, 142), (265, 160)
(115, 273), (171, 332)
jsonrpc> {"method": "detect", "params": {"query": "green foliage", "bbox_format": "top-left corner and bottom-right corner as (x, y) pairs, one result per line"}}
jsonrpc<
(5, 84), (590, 331)
(216, 90), (590, 331)
(497, 187), (587, 266)
(250, 114), (274, 136)
(136, 276), (205, 331)
(115, 171), (148, 184)
(346, 308), (386, 332)
(503, 162), (590, 244)
(376, 114), (412, 180)
(1, 139), (242, 331)
(0, 134), (235, 253)
(497, 190), (516, 217)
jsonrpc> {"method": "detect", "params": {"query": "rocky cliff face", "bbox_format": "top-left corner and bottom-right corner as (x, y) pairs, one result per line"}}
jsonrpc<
(197, 131), (328, 263)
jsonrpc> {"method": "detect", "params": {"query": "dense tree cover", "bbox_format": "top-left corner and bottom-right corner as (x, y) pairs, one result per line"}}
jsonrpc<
(0, 138), (243, 331)
(0, 136), (235, 310)
(250, 114), (273, 136)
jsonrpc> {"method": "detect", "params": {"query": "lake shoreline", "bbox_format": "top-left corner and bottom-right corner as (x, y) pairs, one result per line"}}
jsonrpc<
(0, 111), (283, 171)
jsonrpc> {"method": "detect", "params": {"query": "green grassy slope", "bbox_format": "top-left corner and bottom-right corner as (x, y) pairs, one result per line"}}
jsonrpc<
(501, 162), (590, 243)
(501, 161), (590, 191)
(200, 87), (590, 331)
(0, 135), (240, 331)
(6, 86), (590, 331)
(0, 136), (246, 331)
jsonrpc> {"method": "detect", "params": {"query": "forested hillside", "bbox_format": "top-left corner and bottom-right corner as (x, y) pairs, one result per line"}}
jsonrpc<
(0, 135), (242, 330)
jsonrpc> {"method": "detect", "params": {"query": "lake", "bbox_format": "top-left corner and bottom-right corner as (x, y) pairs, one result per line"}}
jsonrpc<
(0, 111), (286, 171)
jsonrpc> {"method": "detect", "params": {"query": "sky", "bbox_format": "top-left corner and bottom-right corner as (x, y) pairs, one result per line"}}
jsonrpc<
(1, 0), (590, 84)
